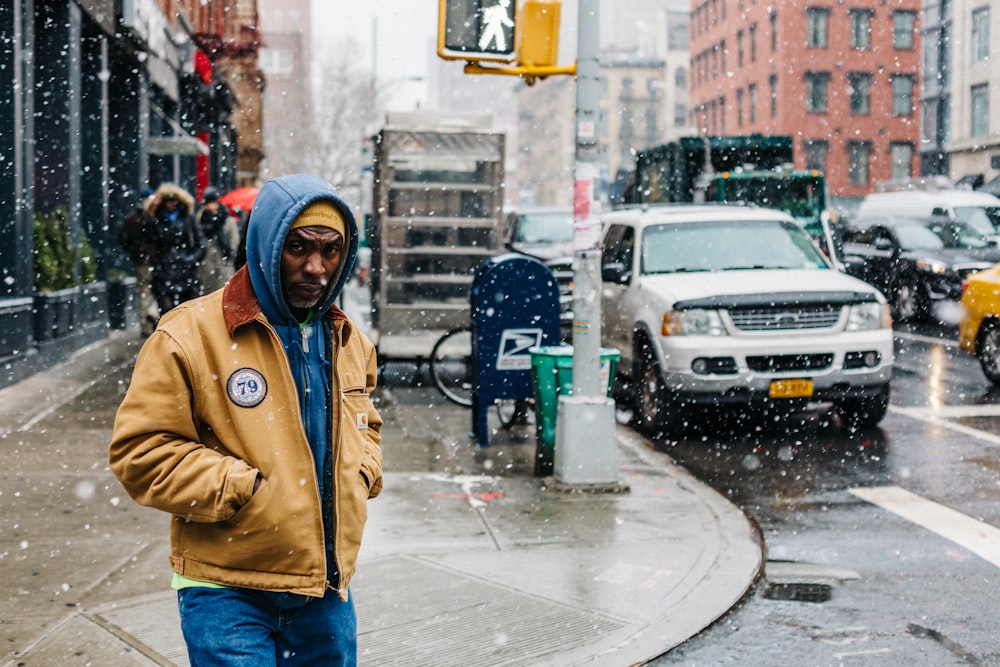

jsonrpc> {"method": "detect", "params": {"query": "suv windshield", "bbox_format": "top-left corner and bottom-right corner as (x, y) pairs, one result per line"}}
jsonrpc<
(514, 211), (574, 244)
(641, 219), (830, 274)
(955, 206), (1000, 236)
(924, 219), (992, 249)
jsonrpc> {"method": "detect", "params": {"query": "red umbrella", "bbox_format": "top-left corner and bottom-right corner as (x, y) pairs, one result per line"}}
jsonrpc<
(219, 186), (259, 212)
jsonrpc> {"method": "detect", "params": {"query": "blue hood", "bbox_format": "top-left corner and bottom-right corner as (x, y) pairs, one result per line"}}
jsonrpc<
(243, 175), (359, 516)
(245, 173), (358, 327)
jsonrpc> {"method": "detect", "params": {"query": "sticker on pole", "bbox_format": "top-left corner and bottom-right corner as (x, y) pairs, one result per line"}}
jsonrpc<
(495, 328), (544, 370)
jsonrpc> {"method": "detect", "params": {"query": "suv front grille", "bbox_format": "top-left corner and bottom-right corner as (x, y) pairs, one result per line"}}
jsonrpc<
(746, 354), (834, 372)
(729, 305), (842, 331)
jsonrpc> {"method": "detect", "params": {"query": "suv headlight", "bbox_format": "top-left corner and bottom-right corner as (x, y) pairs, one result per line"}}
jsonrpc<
(663, 308), (727, 336)
(915, 258), (949, 275)
(846, 302), (892, 331)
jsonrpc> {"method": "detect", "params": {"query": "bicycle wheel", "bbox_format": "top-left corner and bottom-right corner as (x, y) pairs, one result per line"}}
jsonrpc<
(430, 326), (474, 407)
(496, 398), (534, 430)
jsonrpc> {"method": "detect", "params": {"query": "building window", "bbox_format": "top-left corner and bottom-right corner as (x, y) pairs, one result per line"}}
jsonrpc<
(894, 11), (916, 49)
(848, 142), (871, 186)
(675, 67), (686, 89)
(972, 7), (990, 63)
(769, 75), (778, 117)
(848, 73), (872, 114)
(807, 8), (830, 48)
(259, 48), (293, 75)
(736, 88), (744, 128)
(737, 30), (745, 68)
(889, 142), (914, 180)
(892, 75), (915, 116)
(748, 83), (757, 124)
(972, 84), (989, 137)
(806, 72), (829, 112)
(668, 17), (689, 50)
(719, 96), (726, 132)
(805, 140), (829, 173)
(750, 23), (758, 62)
(849, 9), (873, 49)
(674, 103), (688, 128)
(770, 12), (778, 52)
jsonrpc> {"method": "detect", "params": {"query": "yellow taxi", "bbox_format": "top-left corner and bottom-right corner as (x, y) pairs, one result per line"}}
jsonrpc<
(959, 263), (1000, 384)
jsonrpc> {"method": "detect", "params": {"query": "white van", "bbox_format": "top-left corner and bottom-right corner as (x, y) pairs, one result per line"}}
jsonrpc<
(856, 189), (1000, 238)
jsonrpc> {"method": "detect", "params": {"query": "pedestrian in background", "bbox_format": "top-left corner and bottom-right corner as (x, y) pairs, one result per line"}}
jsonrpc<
(148, 183), (205, 313)
(117, 187), (159, 336)
(109, 173), (383, 666)
(195, 186), (239, 293)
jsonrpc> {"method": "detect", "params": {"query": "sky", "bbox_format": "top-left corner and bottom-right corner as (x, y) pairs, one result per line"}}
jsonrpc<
(310, 1), (437, 111)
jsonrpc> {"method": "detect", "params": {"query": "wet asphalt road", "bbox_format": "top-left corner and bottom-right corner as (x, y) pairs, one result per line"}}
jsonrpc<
(646, 321), (1000, 666)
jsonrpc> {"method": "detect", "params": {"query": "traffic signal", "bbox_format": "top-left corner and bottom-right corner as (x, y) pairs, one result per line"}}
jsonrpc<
(438, 0), (519, 63)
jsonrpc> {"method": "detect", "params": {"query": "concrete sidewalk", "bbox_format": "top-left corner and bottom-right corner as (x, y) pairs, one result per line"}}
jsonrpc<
(1, 331), (763, 666)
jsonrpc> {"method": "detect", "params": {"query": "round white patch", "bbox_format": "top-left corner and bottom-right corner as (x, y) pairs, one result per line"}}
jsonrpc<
(227, 368), (267, 408)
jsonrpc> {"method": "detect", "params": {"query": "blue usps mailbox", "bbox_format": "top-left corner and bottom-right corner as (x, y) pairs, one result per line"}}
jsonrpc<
(470, 253), (562, 447)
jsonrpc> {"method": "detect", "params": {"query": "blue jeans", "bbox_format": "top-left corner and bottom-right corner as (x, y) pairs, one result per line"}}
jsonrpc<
(177, 587), (356, 666)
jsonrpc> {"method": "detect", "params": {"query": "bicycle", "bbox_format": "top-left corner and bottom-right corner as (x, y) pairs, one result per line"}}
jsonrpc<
(429, 325), (534, 430)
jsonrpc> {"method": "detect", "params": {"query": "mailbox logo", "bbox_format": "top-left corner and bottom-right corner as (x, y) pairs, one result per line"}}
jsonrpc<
(496, 328), (544, 371)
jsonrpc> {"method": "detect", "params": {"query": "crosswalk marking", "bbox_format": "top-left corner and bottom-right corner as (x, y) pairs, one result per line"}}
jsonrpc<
(888, 405), (1000, 447)
(849, 485), (1000, 569)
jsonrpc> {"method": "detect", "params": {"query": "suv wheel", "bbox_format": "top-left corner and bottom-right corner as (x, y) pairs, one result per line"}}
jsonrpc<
(893, 278), (922, 322)
(977, 321), (1000, 385)
(836, 384), (890, 429)
(634, 340), (683, 435)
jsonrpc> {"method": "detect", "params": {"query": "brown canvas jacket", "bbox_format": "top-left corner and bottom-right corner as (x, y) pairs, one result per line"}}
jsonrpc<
(108, 268), (382, 599)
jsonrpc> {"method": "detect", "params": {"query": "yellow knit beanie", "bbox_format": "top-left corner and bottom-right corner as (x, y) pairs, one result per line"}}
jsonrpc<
(290, 200), (346, 236)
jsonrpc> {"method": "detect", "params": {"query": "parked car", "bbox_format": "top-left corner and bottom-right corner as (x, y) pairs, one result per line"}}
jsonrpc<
(856, 188), (1000, 241)
(840, 216), (1000, 322)
(505, 206), (574, 337)
(958, 264), (1000, 385)
(601, 204), (894, 434)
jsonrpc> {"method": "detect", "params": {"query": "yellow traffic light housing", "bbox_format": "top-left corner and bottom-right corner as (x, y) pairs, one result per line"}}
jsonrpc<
(438, 0), (573, 82)
(519, 0), (560, 67)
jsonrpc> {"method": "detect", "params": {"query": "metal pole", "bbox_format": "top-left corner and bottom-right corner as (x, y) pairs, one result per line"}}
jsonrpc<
(553, 0), (618, 486)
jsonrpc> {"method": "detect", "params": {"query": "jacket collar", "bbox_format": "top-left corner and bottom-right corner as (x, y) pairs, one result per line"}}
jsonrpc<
(223, 267), (353, 342)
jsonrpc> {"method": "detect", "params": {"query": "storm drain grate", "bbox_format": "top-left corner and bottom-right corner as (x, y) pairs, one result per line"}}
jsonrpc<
(761, 581), (833, 603)
(354, 556), (625, 666)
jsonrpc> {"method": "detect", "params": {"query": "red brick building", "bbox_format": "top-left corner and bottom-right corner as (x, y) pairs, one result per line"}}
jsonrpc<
(689, 0), (921, 208)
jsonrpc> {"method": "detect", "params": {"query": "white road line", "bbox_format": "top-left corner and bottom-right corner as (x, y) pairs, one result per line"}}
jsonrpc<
(849, 485), (1000, 569)
(893, 330), (959, 348)
(892, 403), (1000, 418)
(888, 405), (1000, 447)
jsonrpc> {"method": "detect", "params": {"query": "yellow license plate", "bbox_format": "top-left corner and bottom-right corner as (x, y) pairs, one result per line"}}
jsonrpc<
(769, 379), (814, 399)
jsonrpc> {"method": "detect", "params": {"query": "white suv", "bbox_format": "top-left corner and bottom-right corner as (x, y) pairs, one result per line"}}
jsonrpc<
(601, 205), (894, 433)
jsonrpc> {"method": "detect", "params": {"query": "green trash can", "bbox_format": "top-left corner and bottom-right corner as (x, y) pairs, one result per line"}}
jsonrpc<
(528, 345), (620, 476)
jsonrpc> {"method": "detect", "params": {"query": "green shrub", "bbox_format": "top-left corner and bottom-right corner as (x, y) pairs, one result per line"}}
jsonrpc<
(33, 206), (97, 291)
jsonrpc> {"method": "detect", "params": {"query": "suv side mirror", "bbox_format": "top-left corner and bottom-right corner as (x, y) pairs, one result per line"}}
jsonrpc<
(602, 262), (630, 284)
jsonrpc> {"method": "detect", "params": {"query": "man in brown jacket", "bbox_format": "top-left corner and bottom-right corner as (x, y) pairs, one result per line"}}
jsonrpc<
(109, 174), (382, 666)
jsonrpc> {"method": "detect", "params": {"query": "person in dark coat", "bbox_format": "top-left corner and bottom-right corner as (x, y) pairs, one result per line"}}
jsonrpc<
(118, 187), (159, 336)
(148, 183), (205, 313)
(195, 186), (239, 293)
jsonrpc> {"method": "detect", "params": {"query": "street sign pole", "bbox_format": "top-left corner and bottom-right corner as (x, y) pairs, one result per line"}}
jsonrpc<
(553, 0), (618, 486)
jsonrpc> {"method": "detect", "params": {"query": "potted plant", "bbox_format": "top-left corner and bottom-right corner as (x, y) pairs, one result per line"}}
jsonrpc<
(32, 206), (103, 341)
(106, 269), (137, 330)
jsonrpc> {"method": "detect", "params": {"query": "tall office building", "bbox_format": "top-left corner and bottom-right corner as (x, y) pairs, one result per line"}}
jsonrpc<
(258, 0), (313, 178)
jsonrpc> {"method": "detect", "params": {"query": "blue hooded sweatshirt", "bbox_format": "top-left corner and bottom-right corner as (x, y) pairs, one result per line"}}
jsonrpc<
(244, 174), (359, 501)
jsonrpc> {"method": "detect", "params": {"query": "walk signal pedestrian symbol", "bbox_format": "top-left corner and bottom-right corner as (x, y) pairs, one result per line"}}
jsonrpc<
(438, 0), (518, 62)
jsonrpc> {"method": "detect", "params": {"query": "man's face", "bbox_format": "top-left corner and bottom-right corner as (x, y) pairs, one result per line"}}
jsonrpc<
(280, 226), (344, 314)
